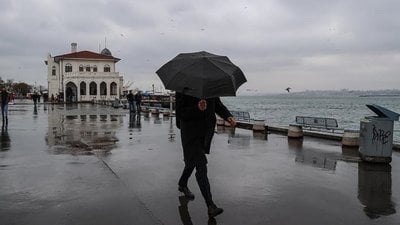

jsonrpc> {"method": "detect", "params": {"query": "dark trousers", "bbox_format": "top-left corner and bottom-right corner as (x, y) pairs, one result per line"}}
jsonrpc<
(178, 164), (214, 207)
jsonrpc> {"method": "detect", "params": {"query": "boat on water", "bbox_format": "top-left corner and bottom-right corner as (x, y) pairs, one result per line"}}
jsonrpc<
(141, 91), (175, 109)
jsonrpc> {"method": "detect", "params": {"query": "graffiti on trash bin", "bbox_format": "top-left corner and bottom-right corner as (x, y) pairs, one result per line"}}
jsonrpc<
(372, 125), (391, 145)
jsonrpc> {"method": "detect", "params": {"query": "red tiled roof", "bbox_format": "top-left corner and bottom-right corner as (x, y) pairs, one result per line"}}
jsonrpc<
(54, 51), (120, 62)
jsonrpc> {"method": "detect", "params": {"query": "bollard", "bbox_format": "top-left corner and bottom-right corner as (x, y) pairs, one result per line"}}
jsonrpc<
(151, 109), (160, 116)
(216, 125), (225, 133)
(252, 119), (265, 132)
(217, 118), (225, 126)
(163, 111), (170, 117)
(288, 124), (303, 138)
(342, 130), (359, 147)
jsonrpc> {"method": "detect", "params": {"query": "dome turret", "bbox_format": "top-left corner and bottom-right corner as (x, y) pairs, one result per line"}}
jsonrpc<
(101, 48), (112, 56)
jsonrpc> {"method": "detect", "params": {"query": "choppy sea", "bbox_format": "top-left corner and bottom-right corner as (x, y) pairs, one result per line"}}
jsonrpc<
(221, 95), (400, 142)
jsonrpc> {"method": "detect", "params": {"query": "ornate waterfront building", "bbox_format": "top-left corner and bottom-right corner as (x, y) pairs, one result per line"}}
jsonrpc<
(45, 43), (123, 102)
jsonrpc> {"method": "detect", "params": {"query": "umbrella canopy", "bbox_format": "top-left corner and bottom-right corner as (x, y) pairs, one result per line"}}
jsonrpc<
(156, 51), (247, 99)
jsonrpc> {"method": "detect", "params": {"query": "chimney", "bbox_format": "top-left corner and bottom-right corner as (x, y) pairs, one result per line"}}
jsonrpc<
(71, 43), (77, 53)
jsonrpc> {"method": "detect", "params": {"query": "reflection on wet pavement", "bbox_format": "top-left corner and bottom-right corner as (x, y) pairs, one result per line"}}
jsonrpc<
(0, 124), (10, 151)
(2, 102), (400, 225)
(358, 162), (396, 218)
(45, 104), (124, 156)
(128, 112), (141, 130)
(178, 196), (218, 225)
(178, 196), (194, 225)
(288, 138), (340, 170)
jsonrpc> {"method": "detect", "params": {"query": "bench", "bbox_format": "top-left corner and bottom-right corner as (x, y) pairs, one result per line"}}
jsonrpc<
(295, 116), (341, 133)
(231, 111), (251, 122)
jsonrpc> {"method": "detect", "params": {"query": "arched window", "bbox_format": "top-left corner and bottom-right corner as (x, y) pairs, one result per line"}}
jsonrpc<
(85, 65), (90, 72)
(89, 82), (97, 95)
(104, 65), (110, 72)
(93, 65), (97, 72)
(79, 65), (84, 72)
(110, 82), (117, 95)
(65, 63), (72, 72)
(100, 82), (107, 95)
(80, 81), (86, 95)
(52, 66), (56, 76)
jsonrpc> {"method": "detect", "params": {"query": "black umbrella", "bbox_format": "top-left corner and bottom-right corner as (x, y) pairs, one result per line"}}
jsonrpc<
(156, 51), (247, 99)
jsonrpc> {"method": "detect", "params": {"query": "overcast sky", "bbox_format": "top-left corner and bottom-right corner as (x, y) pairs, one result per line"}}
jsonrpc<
(1, 0), (399, 94)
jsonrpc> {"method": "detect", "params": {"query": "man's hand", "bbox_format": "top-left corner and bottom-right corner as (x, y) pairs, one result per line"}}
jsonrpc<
(227, 117), (236, 127)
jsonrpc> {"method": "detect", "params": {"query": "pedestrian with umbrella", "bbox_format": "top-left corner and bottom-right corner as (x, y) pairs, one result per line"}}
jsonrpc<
(156, 51), (247, 218)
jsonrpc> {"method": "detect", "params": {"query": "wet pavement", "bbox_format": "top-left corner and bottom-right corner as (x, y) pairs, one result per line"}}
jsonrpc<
(1, 102), (400, 225)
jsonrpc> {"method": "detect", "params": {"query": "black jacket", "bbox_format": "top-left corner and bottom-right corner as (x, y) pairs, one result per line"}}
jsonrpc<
(175, 93), (232, 166)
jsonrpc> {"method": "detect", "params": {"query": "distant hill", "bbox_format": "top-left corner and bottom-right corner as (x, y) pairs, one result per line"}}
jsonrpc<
(278, 89), (400, 97)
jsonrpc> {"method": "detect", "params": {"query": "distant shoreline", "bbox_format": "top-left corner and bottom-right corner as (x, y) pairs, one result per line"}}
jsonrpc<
(359, 94), (400, 97)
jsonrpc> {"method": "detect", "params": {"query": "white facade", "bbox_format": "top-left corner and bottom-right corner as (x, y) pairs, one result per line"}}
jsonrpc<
(46, 43), (123, 102)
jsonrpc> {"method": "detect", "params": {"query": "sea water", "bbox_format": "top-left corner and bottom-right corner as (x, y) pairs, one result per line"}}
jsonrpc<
(221, 95), (400, 142)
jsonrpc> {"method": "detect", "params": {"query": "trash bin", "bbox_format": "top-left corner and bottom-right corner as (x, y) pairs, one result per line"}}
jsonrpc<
(359, 104), (400, 163)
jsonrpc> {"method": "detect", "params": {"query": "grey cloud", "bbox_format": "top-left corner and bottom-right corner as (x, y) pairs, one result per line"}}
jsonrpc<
(1, 0), (400, 92)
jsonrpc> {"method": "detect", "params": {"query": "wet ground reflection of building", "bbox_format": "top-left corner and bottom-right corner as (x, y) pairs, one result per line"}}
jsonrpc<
(287, 138), (339, 170)
(358, 162), (396, 219)
(46, 104), (124, 155)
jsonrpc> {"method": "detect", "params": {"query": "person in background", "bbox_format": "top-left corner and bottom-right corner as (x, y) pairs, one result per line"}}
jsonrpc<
(0, 88), (10, 125)
(126, 90), (136, 113)
(175, 92), (236, 218)
(32, 92), (39, 106)
(134, 91), (142, 112)
(50, 94), (54, 103)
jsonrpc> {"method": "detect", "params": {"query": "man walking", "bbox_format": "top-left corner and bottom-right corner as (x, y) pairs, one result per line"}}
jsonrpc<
(134, 91), (142, 112)
(126, 90), (136, 113)
(175, 92), (236, 218)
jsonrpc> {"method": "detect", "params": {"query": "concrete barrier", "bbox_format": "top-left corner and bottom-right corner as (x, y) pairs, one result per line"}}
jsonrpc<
(288, 124), (303, 138)
(252, 120), (265, 132)
(162, 111), (170, 117)
(217, 118), (225, 126)
(151, 109), (160, 116)
(224, 120), (231, 127)
(342, 130), (359, 147)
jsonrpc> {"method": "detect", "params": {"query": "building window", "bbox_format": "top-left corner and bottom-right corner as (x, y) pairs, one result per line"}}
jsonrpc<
(89, 82), (97, 95)
(52, 66), (56, 76)
(110, 82), (117, 95)
(85, 65), (91, 72)
(65, 63), (72, 72)
(104, 65), (110, 72)
(79, 65), (84, 72)
(100, 82), (107, 95)
(80, 82), (86, 95)
(93, 65), (97, 72)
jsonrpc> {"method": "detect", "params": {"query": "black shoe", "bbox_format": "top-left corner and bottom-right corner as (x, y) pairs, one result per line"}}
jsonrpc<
(208, 205), (224, 218)
(208, 204), (224, 218)
(178, 186), (195, 199)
